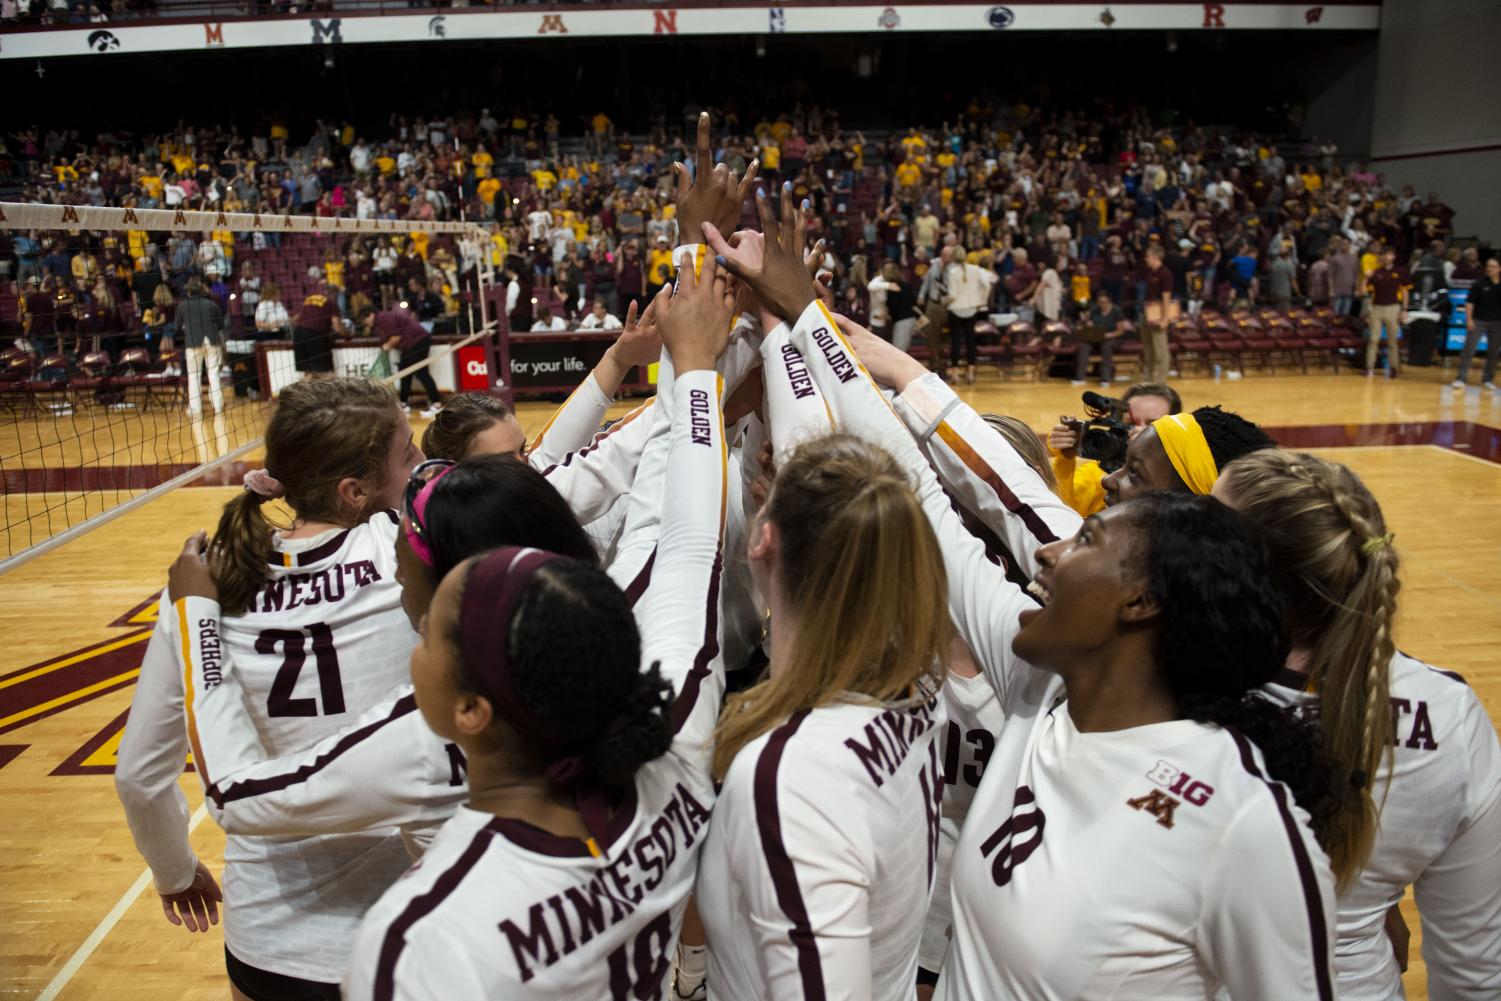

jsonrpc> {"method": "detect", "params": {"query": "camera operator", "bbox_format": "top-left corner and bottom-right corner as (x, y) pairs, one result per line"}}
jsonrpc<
(1048, 383), (1182, 515)
(1070, 288), (1126, 388)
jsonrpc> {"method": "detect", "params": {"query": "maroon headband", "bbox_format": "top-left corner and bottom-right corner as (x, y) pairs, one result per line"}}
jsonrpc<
(458, 546), (612, 851)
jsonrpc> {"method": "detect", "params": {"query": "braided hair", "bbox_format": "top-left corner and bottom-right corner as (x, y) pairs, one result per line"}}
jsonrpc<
(1193, 405), (1277, 471)
(1218, 450), (1398, 889)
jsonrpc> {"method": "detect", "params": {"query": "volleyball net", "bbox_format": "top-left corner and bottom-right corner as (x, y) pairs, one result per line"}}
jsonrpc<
(0, 203), (500, 572)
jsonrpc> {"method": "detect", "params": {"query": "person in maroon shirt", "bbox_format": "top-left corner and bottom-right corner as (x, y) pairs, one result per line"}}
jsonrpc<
(21, 276), (57, 354)
(292, 282), (343, 377)
(1140, 245), (1175, 382)
(360, 305), (440, 413)
(1363, 247), (1409, 377)
(615, 239), (646, 316)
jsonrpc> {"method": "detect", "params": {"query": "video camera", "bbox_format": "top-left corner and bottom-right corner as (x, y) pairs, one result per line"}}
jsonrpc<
(1063, 391), (1131, 471)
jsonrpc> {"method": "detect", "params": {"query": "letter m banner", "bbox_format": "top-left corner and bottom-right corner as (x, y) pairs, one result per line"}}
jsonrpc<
(310, 18), (342, 43)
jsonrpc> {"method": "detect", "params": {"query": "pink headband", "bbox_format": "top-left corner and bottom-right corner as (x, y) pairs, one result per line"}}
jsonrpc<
(402, 464), (456, 568)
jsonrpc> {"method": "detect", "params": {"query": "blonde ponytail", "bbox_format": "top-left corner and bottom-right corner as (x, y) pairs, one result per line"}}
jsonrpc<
(1219, 450), (1397, 890)
(711, 433), (951, 780)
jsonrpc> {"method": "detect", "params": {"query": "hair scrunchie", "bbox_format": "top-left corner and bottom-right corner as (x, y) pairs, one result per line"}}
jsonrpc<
(243, 468), (286, 499)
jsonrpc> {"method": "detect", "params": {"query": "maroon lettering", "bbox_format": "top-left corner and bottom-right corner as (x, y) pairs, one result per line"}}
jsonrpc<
(919, 740), (943, 887)
(979, 786), (1046, 886)
(562, 880), (611, 946)
(1202, 2), (1225, 27)
(845, 721), (898, 787)
(607, 911), (672, 1001)
(1389, 696), (1412, 746)
(499, 903), (558, 983)
(811, 326), (859, 383)
(652, 9), (676, 33)
(444, 742), (467, 786)
(780, 342), (814, 399)
(676, 783), (710, 845)
(545, 893), (577, 956)
(1406, 699), (1438, 750)
(604, 854), (643, 906)
(962, 727), (995, 787)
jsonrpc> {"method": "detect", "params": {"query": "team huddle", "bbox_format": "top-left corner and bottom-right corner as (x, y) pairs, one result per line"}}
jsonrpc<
(114, 116), (1500, 1001)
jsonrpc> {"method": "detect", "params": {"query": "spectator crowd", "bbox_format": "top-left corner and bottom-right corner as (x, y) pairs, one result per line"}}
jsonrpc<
(4, 101), (1494, 388)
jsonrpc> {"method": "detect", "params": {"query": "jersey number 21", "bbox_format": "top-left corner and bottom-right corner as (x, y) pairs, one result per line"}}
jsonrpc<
(257, 623), (346, 717)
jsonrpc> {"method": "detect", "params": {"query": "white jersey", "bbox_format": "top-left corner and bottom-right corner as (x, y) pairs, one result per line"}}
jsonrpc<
(776, 299), (1337, 1001)
(1264, 653), (1501, 1000)
(118, 515), (416, 981)
(179, 367), (731, 999)
(919, 669), (1005, 974)
(697, 689), (946, 1001)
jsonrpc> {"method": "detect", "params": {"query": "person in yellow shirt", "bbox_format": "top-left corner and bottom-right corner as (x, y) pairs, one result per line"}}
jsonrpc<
(1300, 167), (1323, 193)
(490, 229), (509, 268)
(760, 141), (781, 176)
(127, 229), (149, 262)
(409, 231), (431, 261)
(170, 152), (194, 176)
(478, 176), (501, 213)
(472, 148), (494, 179)
(375, 154), (397, 177)
(138, 173), (164, 199)
(1045, 383), (1181, 516)
(212, 229), (235, 266)
(900, 128), (928, 158)
(53, 163), (79, 184)
(895, 157), (922, 191)
(533, 167), (557, 192)
(769, 118), (793, 142)
(647, 238), (675, 292)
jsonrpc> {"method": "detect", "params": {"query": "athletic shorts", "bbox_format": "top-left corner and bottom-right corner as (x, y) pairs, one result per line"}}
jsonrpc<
(225, 947), (339, 1001)
(291, 327), (334, 373)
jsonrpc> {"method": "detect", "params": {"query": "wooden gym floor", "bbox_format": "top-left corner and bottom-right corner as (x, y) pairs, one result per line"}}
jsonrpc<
(1, 366), (1498, 1000)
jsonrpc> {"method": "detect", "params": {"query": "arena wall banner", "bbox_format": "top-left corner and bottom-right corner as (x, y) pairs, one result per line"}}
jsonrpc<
(0, 3), (1381, 60)
(0, 202), (475, 235)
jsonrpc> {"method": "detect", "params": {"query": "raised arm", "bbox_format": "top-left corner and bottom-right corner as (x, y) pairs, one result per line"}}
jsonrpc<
(891, 368), (1081, 577)
(705, 190), (1036, 703)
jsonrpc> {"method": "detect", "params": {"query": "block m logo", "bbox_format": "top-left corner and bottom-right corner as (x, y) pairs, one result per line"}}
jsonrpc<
(310, 18), (342, 44)
(203, 22), (224, 46)
(1126, 789), (1180, 829)
(538, 14), (567, 33)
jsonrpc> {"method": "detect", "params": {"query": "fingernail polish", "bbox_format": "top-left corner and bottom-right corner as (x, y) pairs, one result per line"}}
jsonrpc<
(715, 255), (728, 266)
(757, 189), (765, 200)
(782, 181), (792, 193)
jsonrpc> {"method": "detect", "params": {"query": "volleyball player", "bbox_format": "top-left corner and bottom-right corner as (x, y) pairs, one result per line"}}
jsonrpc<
(706, 190), (1342, 999)
(169, 253), (737, 998)
(1217, 451), (1501, 999)
(117, 378), (423, 1000)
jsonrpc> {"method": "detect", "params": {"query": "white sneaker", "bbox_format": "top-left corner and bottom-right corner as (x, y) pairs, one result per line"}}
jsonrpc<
(1069, 379), (1086, 387)
(1099, 381), (1111, 389)
(1486, 382), (1498, 392)
(1451, 380), (1466, 389)
(420, 405), (442, 419)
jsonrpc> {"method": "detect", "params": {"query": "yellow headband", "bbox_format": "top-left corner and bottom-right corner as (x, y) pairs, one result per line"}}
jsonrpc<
(1153, 413), (1218, 496)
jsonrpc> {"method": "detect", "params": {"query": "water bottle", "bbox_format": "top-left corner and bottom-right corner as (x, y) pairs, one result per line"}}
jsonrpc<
(1213, 363), (1223, 382)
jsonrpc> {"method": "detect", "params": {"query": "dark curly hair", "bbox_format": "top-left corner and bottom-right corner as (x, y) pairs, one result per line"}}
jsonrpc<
(1193, 405), (1277, 471)
(422, 455), (596, 581)
(453, 557), (674, 793)
(1123, 492), (1345, 853)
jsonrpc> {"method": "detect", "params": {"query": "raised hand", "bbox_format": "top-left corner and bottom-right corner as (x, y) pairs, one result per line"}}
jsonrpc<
(657, 254), (735, 374)
(169, 531), (217, 603)
(674, 112), (759, 252)
(607, 294), (665, 371)
(703, 183), (816, 325)
(832, 313), (927, 391)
